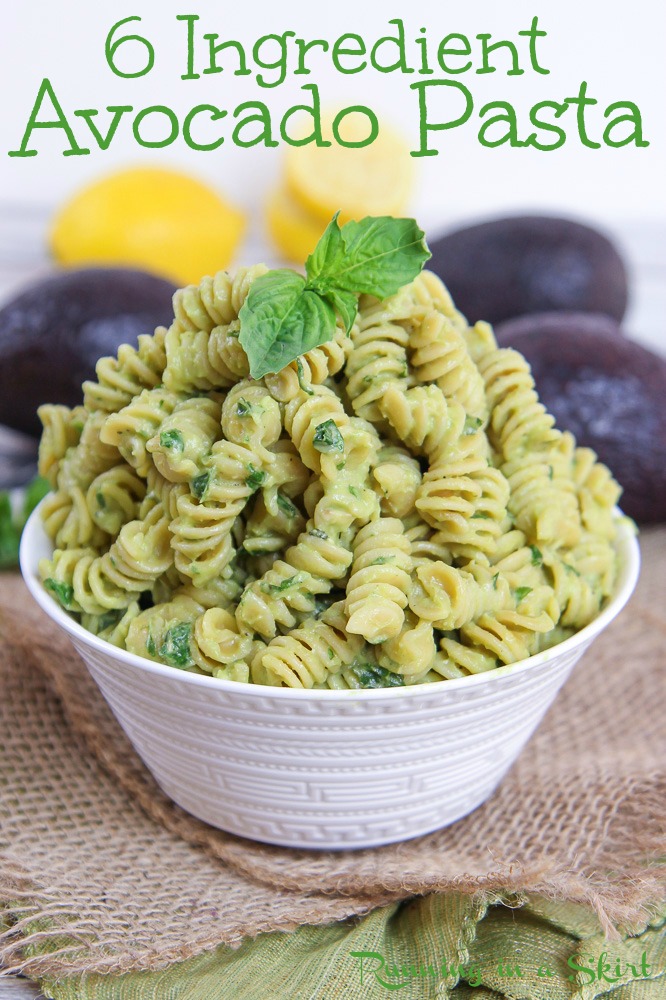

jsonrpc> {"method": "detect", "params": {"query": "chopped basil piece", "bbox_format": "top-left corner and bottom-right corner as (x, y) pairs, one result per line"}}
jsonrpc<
(463, 415), (483, 435)
(276, 492), (299, 517)
(146, 633), (157, 656)
(514, 586), (532, 603)
(262, 575), (299, 594)
(191, 472), (211, 500)
(159, 622), (193, 668)
(246, 465), (266, 492)
(492, 572), (499, 589)
(235, 397), (253, 416)
(351, 663), (405, 689)
(313, 419), (344, 454)
(471, 510), (490, 519)
(370, 555), (393, 565)
(160, 429), (184, 453)
(348, 485), (361, 498)
(44, 578), (74, 608)
(530, 545), (543, 566)
(564, 562), (581, 576)
(96, 491), (106, 509)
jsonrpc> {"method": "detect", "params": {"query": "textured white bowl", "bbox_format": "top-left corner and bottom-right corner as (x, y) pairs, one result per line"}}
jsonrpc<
(20, 506), (639, 850)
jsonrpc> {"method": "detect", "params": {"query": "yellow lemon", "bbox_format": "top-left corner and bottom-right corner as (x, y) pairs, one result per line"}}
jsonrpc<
(266, 185), (329, 263)
(285, 113), (414, 224)
(51, 167), (246, 286)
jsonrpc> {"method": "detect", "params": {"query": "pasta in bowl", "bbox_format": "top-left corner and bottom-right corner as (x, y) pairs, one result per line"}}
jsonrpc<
(20, 219), (640, 847)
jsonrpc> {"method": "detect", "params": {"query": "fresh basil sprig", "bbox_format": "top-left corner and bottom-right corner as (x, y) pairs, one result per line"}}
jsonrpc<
(239, 214), (430, 379)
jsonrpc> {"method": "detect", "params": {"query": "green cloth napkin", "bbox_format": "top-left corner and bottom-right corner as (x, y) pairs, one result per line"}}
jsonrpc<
(38, 893), (666, 1000)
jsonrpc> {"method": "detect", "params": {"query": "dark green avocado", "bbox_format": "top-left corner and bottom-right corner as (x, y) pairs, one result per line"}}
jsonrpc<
(0, 267), (177, 436)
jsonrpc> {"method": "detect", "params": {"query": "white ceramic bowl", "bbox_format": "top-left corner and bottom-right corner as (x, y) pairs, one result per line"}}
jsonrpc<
(20, 506), (639, 850)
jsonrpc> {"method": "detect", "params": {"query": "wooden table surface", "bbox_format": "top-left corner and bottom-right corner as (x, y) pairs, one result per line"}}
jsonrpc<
(0, 214), (664, 999)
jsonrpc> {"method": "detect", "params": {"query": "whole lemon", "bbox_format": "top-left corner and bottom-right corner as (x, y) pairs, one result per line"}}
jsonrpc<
(51, 167), (246, 286)
(266, 184), (325, 263)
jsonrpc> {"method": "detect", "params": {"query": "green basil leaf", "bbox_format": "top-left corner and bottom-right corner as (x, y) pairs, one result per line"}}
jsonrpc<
(305, 212), (344, 280)
(313, 419), (345, 453)
(239, 270), (336, 379)
(276, 492), (299, 517)
(329, 216), (430, 298)
(321, 286), (358, 335)
(351, 662), (405, 689)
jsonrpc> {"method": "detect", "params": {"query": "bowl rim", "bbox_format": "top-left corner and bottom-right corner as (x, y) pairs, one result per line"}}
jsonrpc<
(20, 501), (640, 701)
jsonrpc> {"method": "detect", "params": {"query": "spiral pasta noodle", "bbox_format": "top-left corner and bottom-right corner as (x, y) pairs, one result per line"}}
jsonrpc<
(100, 387), (181, 477)
(251, 603), (363, 687)
(371, 447), (422, 519)
(345, 293), (411, 423)
(86, 465), (146, 537)
(37, 403), (86, 487)
(264, 326), (353, 402)
(41, 411), (120, 549)
(478, 347), (581, 548)
(345, 517), (412, 643)
(147, 395), (223, 482)
(83, 327), (167, 414)
(40, 501), (173, 615)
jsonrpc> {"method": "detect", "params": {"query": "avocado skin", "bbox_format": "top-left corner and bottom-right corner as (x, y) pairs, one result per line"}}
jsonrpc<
(429, 216), (628, 325)
(0, 268), (176, 436)
(496, 312), (666, 524)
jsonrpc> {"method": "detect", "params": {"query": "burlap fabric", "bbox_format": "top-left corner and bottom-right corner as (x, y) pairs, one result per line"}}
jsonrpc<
(0, 529), (664, 981)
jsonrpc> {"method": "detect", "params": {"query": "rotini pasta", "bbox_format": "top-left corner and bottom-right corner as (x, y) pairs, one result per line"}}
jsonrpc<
(83, 327), (167, 413)
(478, 346), (581, 548)
(345, 517), (412, 643)
(37, 403), (86, 487)
(409, 310), (487, 421)
(38, 262), (622, 689)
